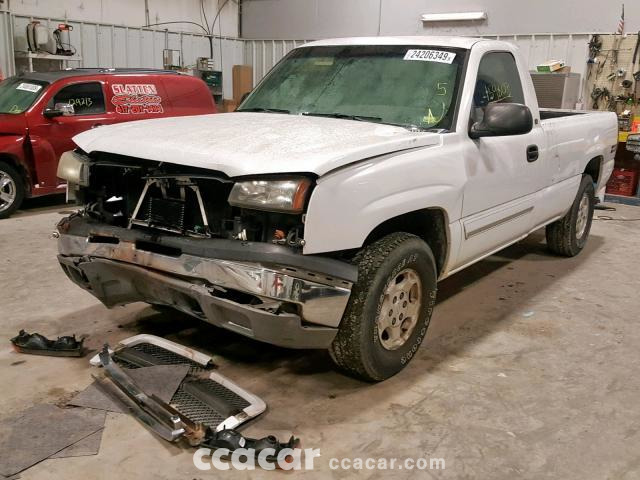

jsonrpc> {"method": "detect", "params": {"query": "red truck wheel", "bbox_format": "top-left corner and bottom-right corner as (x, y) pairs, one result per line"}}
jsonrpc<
(0, 163), (24, 219)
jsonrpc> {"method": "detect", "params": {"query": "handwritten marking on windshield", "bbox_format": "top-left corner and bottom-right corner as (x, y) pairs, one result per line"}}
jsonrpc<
(423, 101), (447, 126)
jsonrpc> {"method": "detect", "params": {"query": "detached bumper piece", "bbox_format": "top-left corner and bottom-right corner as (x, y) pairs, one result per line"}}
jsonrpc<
(203, 430), (301, 466)
(98, 345), (189, 442)
(92, 335), (266, 443)
(10, 330), (85, 357)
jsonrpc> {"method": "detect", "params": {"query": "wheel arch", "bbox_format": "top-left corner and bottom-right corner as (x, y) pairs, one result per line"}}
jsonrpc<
(0, 153), (31, 194)
(584, 155), (602, 184)
(362, 207), (450, 276)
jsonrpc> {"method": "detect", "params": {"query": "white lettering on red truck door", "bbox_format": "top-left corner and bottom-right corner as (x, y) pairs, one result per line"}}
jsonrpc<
(111, 83), (164, 114)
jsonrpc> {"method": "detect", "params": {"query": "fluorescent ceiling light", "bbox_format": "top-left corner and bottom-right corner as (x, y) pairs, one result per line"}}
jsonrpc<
(421, 12), (487, 22)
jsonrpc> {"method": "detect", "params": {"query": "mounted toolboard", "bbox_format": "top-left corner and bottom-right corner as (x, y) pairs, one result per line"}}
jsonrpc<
(584, 33), (640, 114)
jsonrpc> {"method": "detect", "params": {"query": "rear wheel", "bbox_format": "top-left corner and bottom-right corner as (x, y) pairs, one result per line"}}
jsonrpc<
(330, 233), (437, 382)
(0, 162), (24, 220)
(545, 174), (595, 257)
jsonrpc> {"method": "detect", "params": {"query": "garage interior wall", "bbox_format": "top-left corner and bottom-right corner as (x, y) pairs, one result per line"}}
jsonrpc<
(0, 0), (242, 95)
(239, 0), (634, 102)
(5, 0), (239, 36)
(0, 0), (630, 103)
(0, 10), (12, 78)
(240, 0), (638, 38)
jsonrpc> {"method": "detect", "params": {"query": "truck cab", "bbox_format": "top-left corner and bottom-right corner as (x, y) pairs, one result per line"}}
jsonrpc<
(0, 69), (216, 218)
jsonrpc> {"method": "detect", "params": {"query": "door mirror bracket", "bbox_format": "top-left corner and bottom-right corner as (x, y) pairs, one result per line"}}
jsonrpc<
(44, 103), (75, 118)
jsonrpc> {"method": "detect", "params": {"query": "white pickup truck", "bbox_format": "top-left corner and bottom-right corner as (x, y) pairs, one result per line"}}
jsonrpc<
(56, 36), (618, 381)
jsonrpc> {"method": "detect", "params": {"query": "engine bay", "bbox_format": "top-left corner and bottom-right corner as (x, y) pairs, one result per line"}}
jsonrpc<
(77, 152), (308, 248)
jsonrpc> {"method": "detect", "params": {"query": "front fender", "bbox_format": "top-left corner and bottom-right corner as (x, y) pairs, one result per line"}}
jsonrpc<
(27, 134), (59, 189)
(303, 147), (465, 255)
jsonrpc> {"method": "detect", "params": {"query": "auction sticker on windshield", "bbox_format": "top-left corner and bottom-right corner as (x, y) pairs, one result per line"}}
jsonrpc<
(16, 82), (43, 93)
(403, 49), (456, 64)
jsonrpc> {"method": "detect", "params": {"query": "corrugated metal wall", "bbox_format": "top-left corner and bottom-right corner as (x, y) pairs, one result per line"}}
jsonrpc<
(9, 14), (245, 98)
(0, 11), (15, 78)
(244, 34), (591, 101)
(480, 34), (591, 83)
(243, 39), (311, 85)
(2, 12), (591, 101)
(244, 34), (591, 89)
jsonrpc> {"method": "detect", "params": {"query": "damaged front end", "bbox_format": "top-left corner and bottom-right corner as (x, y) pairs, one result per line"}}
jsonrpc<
(55, 150), (355, 349)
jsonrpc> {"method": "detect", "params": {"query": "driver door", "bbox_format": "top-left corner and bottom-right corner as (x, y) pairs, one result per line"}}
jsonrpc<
(457, 51), (548, 266)
(27, 80), (112, 188)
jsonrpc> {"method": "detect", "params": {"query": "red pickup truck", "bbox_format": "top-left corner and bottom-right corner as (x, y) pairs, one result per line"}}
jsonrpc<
(0, 69), (217, 218)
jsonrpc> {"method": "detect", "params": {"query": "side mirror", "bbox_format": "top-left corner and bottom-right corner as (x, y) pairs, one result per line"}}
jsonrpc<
(44, 103), (75, 118)
(469, 103), (533, 139)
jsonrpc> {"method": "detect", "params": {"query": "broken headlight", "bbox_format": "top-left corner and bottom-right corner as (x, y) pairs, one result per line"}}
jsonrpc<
(228, 177), (312, 214)
(57, 150), (90, 187)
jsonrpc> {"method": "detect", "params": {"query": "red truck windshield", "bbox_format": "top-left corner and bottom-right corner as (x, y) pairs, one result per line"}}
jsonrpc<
(0, 77), (48, 114)
(239, 45), (466, 131)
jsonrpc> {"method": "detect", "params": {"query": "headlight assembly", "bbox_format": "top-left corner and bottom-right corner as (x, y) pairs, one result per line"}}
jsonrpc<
(57, 151), (90, 187)
(228, 177), (312, 213)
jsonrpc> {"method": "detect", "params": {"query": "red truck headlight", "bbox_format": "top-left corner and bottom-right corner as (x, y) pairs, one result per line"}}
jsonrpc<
(58, 151), (90, 187)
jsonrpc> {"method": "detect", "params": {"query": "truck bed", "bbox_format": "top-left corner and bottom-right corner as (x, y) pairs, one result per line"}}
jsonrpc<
(539, 109), (586, 120)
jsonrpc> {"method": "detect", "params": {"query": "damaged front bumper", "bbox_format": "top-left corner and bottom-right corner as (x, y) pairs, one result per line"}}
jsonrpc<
(56, 216), (356, 349)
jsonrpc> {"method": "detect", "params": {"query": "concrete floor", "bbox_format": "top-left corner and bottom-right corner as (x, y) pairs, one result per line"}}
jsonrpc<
(1, 198), (640, 479)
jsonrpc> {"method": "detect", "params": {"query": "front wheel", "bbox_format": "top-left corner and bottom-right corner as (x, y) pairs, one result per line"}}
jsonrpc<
(545, 174), (595, 257)
(0, 162), (25, 220)
(330, 233), (437, 382)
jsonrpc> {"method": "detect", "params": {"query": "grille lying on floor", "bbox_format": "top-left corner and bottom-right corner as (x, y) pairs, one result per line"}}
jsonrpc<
(170, 386), (228, 427)
(129, 342), (205, 371)
(113, 342), (256, 430)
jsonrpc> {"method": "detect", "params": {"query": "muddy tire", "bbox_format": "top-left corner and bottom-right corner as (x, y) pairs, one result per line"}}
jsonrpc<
(545, 175), (595, 257)
(0, 162), (24, 220)
(330, 233), (437, 382)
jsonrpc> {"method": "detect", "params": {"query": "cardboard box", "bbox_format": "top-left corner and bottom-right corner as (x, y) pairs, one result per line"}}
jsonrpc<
(222, 99), (238, 113)
(536, 60), (565, 73)
(233, 65), (253, 103)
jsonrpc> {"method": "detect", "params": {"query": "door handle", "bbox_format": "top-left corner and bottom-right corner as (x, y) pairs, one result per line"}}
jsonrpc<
(526, 145), (539, 162)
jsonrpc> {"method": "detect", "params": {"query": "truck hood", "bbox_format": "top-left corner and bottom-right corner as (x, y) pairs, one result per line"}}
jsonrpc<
(73, 112), (441, 177)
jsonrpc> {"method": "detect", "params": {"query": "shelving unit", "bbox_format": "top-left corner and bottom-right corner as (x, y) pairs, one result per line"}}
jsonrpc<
(194, 57), (223, 108)
(14, 51), (82, 72)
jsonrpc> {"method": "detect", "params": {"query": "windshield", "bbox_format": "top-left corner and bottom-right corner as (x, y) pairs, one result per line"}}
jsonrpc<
(239, 45), (466, 131)
(0, 77), (48, 114)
